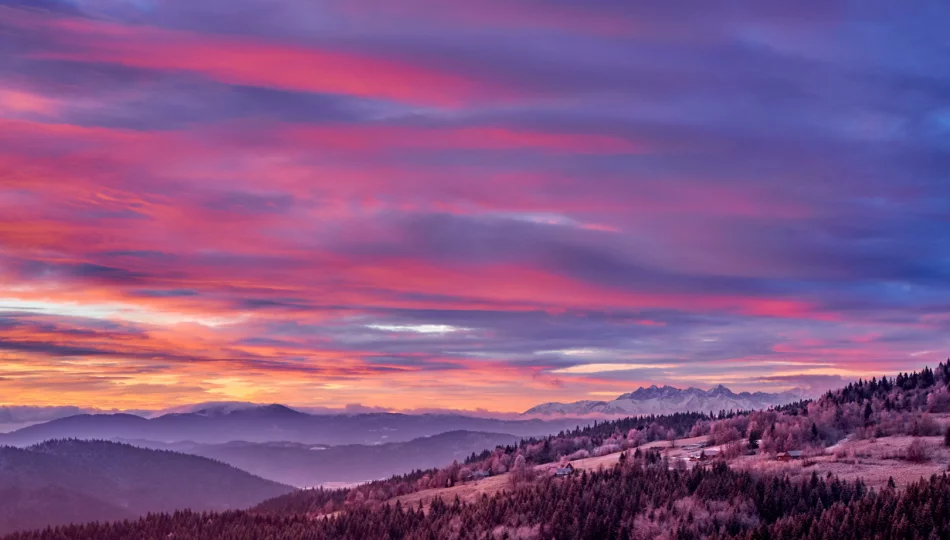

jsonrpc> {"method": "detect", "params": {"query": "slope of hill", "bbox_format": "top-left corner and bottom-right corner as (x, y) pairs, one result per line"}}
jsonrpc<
(129, 430), (521, 487)
(0, 406), (581, 447)
(0, 439), (292, 535)
(251, 411), (710, 517)
(9, 454), (950, 540)
(0, 484), (133, 537)
(524, 384), (803, 416)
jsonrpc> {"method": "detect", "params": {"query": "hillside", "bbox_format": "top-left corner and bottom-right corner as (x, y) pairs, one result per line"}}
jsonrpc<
(0, 440), (292, 534)
(5, 453), (950, 539)
(0, 406), (581, 447)
(380, 436), (693, 510)
(134, 430), (521, 487)
(525, 384), (803, 416)
(354, 431), (950, 514)
(252, 412), (709, 516)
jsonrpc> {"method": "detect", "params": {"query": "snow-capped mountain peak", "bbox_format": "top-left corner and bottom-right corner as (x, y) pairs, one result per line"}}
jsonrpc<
(151, 402), (281, 418)
(706, 384), (734, 397)
(523, 385), (803, 416)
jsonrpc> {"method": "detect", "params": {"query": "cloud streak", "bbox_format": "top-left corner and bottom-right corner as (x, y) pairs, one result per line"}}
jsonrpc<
(0, 0), (947, 411)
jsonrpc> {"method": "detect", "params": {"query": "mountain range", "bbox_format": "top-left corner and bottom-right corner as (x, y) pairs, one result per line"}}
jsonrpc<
(0, 404), (581, 447)
(0, 439), (292, 535)
(523, 384), (804, 416)
(1, 385), (803, 447)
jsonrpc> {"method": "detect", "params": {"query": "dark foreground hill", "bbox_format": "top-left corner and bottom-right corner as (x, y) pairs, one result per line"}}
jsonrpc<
(0, 439), (292, 535)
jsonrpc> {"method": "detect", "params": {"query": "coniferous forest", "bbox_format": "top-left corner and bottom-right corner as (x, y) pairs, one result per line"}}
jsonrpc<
(4, 454), (950, 540)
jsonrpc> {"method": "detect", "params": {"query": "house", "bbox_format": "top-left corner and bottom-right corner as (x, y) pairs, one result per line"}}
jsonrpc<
(688, 448), (717, 462)
(776, 450), (804, 461)
(554, 463), (575, 477)
(472, 470), (491, 480)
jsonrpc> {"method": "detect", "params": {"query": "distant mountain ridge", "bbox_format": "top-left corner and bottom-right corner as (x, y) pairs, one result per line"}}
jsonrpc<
(523, 384), (804, 416)
(0, 406), (149, 433)
(0, 406), (583, 447)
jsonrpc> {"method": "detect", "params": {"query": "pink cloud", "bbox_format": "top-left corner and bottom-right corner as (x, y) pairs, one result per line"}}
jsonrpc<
(4, 9), (511, 107)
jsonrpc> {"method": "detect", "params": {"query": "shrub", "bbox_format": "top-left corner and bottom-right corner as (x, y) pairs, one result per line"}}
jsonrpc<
(508, 454), (536, 486)
(910, 414), (941, 436)
(747, 430), (761, 450)
(709, 424), (742, 446)
(833, 445), (849, 459)
(566, 449), (590, 461)
(905, 439), (930, 463)
(720, 441), (744, 461)
(593, 444), (622, 457)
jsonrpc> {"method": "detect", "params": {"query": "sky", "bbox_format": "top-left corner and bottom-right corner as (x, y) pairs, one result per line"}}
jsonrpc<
(0, 0), (948, 412)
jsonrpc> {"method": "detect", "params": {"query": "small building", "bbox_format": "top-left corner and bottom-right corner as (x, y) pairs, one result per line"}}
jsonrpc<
(776, 450), (804, 461)
(472, 470), (491, 480)
(554, 464), (575, 477)
(688, 448), (717, 462)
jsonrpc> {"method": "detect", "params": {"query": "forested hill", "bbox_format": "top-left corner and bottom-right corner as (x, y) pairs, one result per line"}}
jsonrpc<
(254, 411), (715, 516)
(0, 439), (292, 534)
(4, 453), (950, 539)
